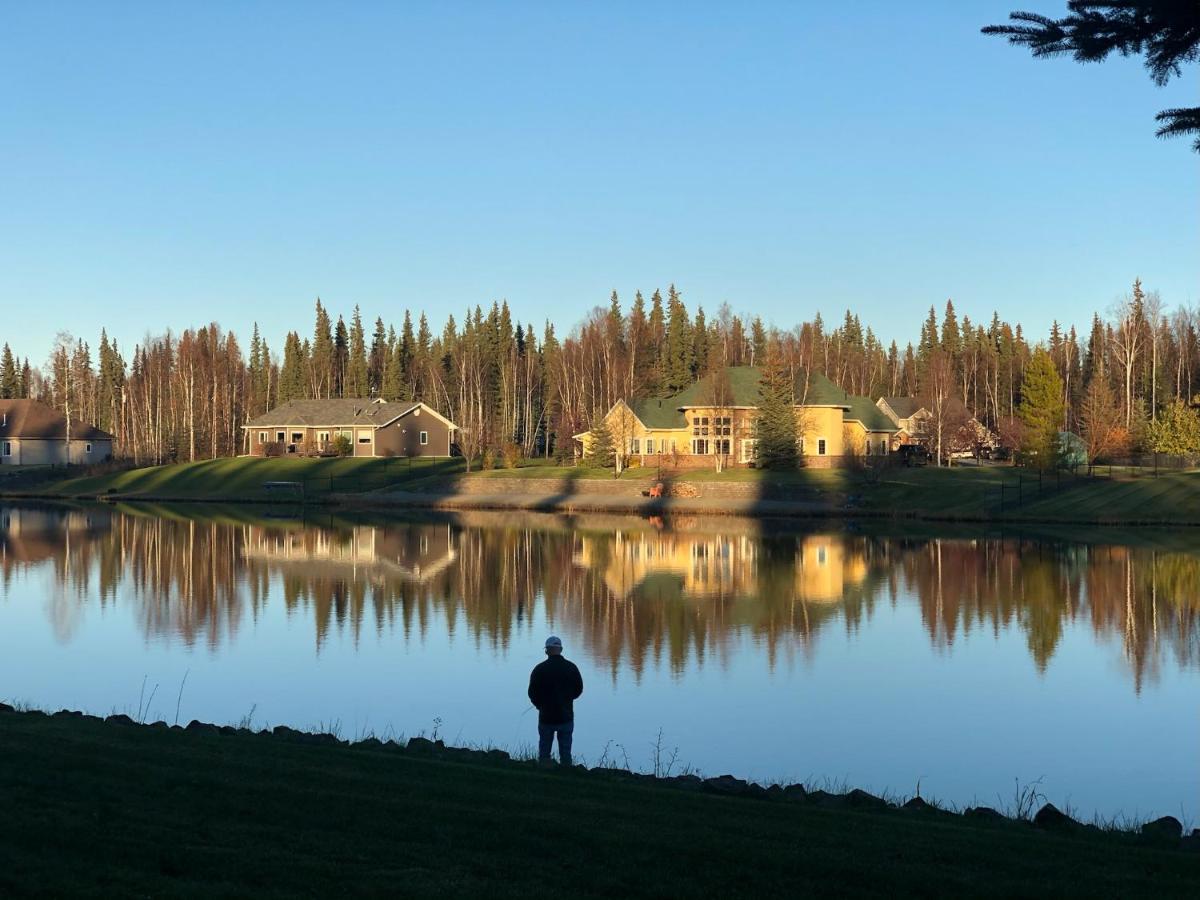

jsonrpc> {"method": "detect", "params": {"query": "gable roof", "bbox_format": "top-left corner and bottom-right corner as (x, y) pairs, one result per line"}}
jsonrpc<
(880, 397), (924, 420)
(622, 366), (853, 430)
(843, 395), (899, 432)
(0, 400), (113, 441)
(243, 399), (455, 430)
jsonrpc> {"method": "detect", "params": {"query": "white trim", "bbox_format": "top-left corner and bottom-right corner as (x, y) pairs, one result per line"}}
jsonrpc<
(419, 430), (429, 446)
(375, 402), (458, 431)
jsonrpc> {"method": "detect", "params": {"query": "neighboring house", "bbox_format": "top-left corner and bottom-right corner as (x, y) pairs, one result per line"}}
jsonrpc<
(875, 397), (933, 449)
(242, 399), (457, 458)
(0, 399), (114, 466)
(575, 366), (896, 468)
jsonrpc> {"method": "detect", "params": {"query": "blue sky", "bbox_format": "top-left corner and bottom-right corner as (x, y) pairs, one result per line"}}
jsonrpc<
(2, 1), (1196, 360)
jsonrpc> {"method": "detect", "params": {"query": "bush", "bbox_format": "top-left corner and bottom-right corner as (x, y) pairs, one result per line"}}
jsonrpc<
(499, 442), (522, 469)
(330, 435), (353, 457)
(481, 448), (496, 470)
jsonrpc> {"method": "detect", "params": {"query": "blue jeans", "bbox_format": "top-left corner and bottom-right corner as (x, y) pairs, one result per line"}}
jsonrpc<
(538, 721), (574, 765)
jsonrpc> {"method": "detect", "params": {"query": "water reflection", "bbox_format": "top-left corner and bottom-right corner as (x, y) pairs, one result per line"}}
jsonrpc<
(1, 504), (1197, 690)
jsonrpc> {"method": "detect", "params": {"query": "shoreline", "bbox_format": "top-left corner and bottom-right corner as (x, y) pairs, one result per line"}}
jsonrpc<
(5, 485), (1200, 528)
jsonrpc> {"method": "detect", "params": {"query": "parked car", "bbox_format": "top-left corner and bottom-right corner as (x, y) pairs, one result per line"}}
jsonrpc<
(897, 445), (932, 467)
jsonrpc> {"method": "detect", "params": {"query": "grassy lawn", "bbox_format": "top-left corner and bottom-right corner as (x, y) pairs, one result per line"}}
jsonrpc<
(31, 456), (466, 501)
(0, 710), (1194, 898)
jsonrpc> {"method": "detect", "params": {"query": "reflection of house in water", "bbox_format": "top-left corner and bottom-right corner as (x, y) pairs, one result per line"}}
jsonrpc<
(241, 523), (457, 585)
(795, 536), (868, 603)
(573, 529), (867, 603)
(0, 506), (112, 566)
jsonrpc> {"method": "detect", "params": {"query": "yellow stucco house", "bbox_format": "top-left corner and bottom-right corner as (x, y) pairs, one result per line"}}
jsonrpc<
(575, 366), (896, 468)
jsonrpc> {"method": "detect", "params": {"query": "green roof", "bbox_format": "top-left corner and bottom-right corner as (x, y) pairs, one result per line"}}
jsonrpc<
(625, 366), (863, 430)
(843, 395), (899, 432)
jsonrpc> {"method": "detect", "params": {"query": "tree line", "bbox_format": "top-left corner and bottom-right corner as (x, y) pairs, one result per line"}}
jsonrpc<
(1, 278), (1197, 465)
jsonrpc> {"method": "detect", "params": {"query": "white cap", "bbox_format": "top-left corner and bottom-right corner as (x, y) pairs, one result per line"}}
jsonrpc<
(544, 635), (563, 650)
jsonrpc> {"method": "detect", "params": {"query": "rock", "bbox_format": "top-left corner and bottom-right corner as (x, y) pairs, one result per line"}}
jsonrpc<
(1141, 816), (1183, 841)
(903, 797), (934, 813)
(485, 749), (510, 763)
(765, 784), (784, 800)
(807, 790), (842, 808)
(357, 737), (383, 750)
(964, 806), (1006, 822)
(666, 774), (703, 792)
(105, 714), (137, 726)
(0, 703), (14, 714)
(185, 720), (220, 736)
(52, 710), (82, 719)
(782, 784), (808, 802)
(146, 721), (169, 730)
(1033, 803), (1078, 831)
(218, 725), (238, 736)
(704, 775), (750, 796)
(845, 789), (889, 811)
(406, 736), (439, 754)
(1181, 833), (1200, 853)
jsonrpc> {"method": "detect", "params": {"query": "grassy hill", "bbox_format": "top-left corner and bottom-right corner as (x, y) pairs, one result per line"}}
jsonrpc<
(0, 709), (1195, 898)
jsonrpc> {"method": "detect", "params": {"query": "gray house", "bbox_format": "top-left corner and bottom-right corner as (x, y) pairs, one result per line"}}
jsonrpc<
(0, 400), (114, 466)
(242, 399), (457, 458)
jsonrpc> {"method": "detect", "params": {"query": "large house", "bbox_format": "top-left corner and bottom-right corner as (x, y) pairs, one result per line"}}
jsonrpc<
(242, 399), (458, 458)
(576, 366), (896, 468)
(0, 399), (114, 466)
(875, 397), (932, 449)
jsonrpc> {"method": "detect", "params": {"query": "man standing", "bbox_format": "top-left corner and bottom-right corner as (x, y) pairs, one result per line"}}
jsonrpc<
(527, 635), (584, 766)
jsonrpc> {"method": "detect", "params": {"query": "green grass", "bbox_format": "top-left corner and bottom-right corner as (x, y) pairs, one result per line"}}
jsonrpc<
(27, 456), (466, 501)
(13, 456), (1200, 525)
(0, 710), (1194, 898)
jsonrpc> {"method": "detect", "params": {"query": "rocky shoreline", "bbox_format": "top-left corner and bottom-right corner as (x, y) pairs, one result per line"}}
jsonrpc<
(4, 703), (1193, 852)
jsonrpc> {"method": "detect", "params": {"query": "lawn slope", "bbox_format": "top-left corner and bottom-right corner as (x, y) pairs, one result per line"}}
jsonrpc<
(0, 710), (1195, 898)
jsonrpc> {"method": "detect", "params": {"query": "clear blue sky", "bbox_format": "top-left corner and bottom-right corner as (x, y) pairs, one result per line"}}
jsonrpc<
(2, 1), (1196, 361)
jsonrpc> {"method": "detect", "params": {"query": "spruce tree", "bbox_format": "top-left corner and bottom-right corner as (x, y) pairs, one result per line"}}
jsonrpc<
(310, 299), (334, 398)
(588, 415), (615, 469)
(755, 340), (798, 469)
(0, 343), (17, 399)
(368, 316), (388, 396)
(348, 307), (368, 398)
(664, 285), (693, 393)
(1019, 348), (1065, 470)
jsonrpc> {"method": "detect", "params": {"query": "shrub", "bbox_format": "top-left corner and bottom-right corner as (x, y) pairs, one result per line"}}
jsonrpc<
(499, 442), (522, 469)
(481, 448), (496, 471)
(330, 434), (353, 457)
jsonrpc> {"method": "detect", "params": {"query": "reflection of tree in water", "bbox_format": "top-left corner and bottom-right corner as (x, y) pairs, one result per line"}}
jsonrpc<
(1, 505), (1197, 687)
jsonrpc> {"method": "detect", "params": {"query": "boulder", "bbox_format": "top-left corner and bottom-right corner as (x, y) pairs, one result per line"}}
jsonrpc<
(765, 784), (784, 801)
(902, 797), (934, 813)
(0, 703), (14, 714)
(357, 737), (383, 750)
(1033, 803), (1078, 831)
(845, 789), (889, 811)
(485, 749), (511, 763)
(667, 774), (704, 792)
(218, 725), (238, 736)
(272, 725), (300, 739)
(185, 720), (221, 736)
(704, 775), (750, 796)
(406, 736), (440, 754)
(806, 790), (842, 808)
(782, 784), (808, 802)
(105, 714), (137, 727)
(1141, 816), (1183, 841)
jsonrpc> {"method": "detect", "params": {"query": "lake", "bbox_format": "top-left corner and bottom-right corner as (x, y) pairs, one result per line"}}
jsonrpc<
(1, 501), (1196, 821)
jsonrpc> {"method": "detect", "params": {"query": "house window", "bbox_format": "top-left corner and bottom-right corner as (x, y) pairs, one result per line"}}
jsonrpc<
(693, 438), (709, 455)
(291, 432), (303, 444)
(419, 431), (429, 446)
(818, 439), (826, 456)
(740, 439), (757, 463)
(2, 441), (10, 457)
(798, 438), (805, 455)
(85, 443), (92, 454)
(258, 431), (267, 444)
(631, 438), (640, 454)
(358, 435), (372, 444)
(645, 438), (654, 454)
(715, 416), (732, 436)
(276, 431), (286, 443)
(318, 431), (330, 444)
(714, 439), (730, 455)
(692, 416), (710, 436)
(865, 441), (871, 456)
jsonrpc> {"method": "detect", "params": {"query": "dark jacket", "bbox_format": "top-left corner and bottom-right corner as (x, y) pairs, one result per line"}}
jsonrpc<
(527, 655), (584, 725)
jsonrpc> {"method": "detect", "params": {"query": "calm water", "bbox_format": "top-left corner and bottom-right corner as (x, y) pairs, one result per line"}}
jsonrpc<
(1, 502), (1197, 820)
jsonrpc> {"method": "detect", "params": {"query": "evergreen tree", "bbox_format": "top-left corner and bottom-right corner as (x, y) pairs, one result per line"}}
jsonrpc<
(0, 343), (17, 399)
(1019, 348), (1065, 469)
(750, 317), (767, 366)
(347, 307), (368, 398)
(941, 299), (961, 356)
(368, 316), (388, 396)
(692, 306), (708, 380)
(333, 315), (349, 398)
(382, 325), (404, 401)
(1146, 400), (1200, 455)
(587, 414), (615, 469)
(664, 284), (693, 392)
(755, 339), (799, 469)
(310, 298), (334, 398)
(279, 331), (307, 403)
